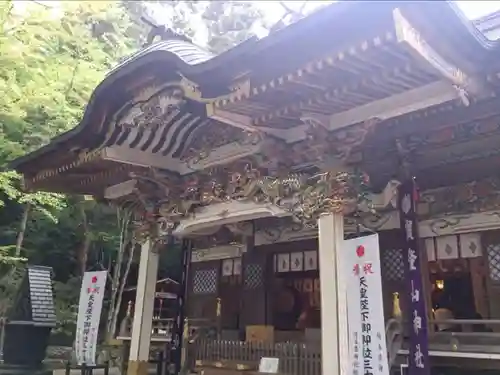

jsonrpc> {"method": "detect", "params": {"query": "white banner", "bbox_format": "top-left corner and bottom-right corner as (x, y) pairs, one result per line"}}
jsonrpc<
(345, 234), (389, 375)
(74, 271), (107, 365)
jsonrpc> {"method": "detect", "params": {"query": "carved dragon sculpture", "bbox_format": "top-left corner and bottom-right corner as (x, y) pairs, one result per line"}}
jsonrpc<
(227, 165), (309, 206)
(158, 185), (203, 220)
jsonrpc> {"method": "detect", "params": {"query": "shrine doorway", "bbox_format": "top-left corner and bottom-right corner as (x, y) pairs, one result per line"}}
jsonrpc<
(431, 269), (474, 315)
(271, 249), (321, 341)
(429, 258), (490, 332)
(425, 234), (491, 329)
(219, 259), (243, 332)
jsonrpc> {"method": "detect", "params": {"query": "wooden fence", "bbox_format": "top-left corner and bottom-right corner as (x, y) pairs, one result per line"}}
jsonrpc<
(194, 339), (321, 375)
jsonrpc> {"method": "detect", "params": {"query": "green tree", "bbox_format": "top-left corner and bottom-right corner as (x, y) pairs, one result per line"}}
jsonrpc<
(201, 2), (267, 54)
(0, 0), (137, 329)
(0, 0), (310, 341)
(122, 1), (270, 54)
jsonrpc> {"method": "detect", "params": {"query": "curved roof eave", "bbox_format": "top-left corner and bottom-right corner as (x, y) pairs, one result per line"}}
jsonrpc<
(9, 40), (219, 171)
(401, 1), (500, 71)
(10, 1), (500, 172)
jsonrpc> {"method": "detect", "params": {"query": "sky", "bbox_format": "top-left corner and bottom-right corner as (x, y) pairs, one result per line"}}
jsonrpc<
(456, 1), (500, 19)
(21, 1), (500, 22)
(254, 1), (500, 23)
(15, 1), (500, 44)
(157, 1), (500, 45)
(239, 1), (500, 44)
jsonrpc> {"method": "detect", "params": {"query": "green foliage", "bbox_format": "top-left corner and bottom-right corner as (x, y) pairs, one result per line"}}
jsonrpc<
(0, 1), (137, 164)
(53, 277), (81, 335)
(0, 0), (138, 325)
(0, 0), (296, 336)
(0, 244), (26, 265)
(0, 171), (20, 205)
(123, 1), (270, 54)
(0, 263), (25, 317)
(0, 170), (65, 221)
(201, 2), (267, 54)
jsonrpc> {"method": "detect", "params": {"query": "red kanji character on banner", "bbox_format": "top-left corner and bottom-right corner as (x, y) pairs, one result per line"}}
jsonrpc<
(363, 263), (374, 275)
(353, 264), (360, 276)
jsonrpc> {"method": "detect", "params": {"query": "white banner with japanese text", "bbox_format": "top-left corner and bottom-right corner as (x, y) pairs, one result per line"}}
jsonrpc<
(74, 271), (107, 365)
(345, 234), (389, 375)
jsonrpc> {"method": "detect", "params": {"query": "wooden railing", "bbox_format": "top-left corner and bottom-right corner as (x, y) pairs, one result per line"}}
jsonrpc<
(194, 339), (321, 375)
(116, 318), (500, 375)
(425, 319), (500, 354)
(117, 318), (211, 341)
(432, 318), (500, 332)
(190, 321), (500, 374)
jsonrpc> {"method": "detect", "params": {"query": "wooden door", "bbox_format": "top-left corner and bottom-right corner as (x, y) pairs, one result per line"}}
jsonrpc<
(219, 272), (242, 330)
(241, 250), (266, 327)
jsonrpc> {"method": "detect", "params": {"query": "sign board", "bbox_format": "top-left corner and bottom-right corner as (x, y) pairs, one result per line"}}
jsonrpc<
(155, 291), (176, 299)
(259, 357), (279, 373)
(74, 271), (107, 365)
(191, 245), (245, 262)
(345, 234), (389, 375)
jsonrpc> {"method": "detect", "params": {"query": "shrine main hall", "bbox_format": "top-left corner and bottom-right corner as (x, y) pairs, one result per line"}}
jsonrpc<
(11, 2), (500, 375)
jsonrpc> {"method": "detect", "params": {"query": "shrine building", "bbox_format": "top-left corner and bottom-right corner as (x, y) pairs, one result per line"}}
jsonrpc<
(10, 2), (500, 375)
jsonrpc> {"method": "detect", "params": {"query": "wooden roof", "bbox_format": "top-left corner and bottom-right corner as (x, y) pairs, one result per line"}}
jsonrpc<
(10, 1), (500, 199)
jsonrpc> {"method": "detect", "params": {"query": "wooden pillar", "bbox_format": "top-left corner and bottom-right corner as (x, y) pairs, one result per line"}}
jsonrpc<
(127, 240), (159, 375)
(169, 238), (192, 374)
(318, 213), (347, 375)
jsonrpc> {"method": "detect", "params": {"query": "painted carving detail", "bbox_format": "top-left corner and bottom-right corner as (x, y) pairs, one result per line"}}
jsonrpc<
(117, 87), (185, 131)
(296, 115), (379, 166)
(419, 177), (500, 219)
(254, 212), (396, 245)
(181, 125), (263, 167)
(121, 163), (373, 230)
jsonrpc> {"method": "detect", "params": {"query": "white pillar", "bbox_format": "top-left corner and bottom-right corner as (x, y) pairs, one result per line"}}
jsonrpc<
(318, 213), (348, 375)
(127, 240), (159, 375)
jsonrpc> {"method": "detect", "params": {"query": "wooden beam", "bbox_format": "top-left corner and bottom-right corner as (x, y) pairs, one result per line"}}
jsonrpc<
(173, 201), (290, 236)
(206, 105), (289, 139)
(393, 8), (482, 94)
(206, 80), (460, 144)
(327, 80), (458, 131)
(185, 140), (270, 171)
(104, 179), (137, 199)
(260, 80), (459, 143)
(103, 138), (267, 175)
(103, 146), (188, 174)
(250, 209), (500, 246)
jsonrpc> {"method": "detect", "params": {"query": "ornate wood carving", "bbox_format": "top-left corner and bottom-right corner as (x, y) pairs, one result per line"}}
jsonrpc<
(181, 125), (263, 167)
(287, 115), (379, 168)
(419, 177), (500, 219)
(115, 86), (185, 132)
(191, 225), (245, 250)
(109, 162), (372, 232)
